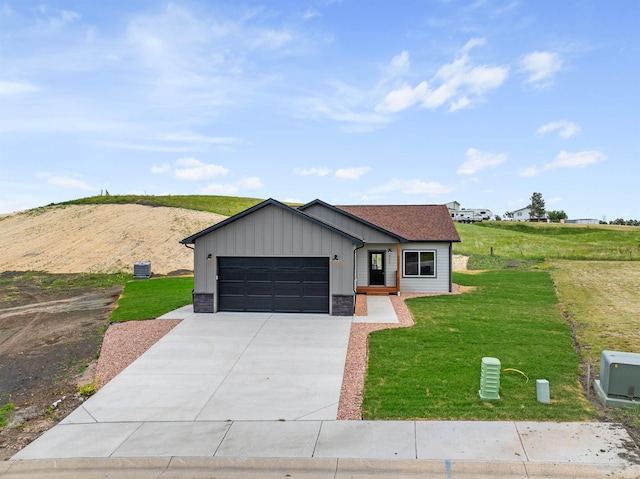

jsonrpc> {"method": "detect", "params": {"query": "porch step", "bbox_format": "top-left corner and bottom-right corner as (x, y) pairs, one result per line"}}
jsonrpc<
(356, 286), (398, 295)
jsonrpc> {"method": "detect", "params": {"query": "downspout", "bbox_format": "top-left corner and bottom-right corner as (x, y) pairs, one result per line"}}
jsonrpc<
(449, 243), (453, 293)
(182, 243), (195, 300)
(353, 244), (365, 310)
(396, 242), (401, 295)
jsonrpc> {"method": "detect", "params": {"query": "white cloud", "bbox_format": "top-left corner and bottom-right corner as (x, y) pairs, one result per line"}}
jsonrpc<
(376, 38), (509, 114)
(301, 96), (390, 132)
(334, 167), (371, 180)
(376, 82), (429, 113)
(520, 51), (564, 87)
(37, 172), (95, 191)
(302, 8), (320, 20)
(537, 120), (581, 138)
(0, 81), (39, 96)
(295, 167), (332, 177)
(520, 166), (539, 178)
(302, 39), (508, 130)
(238, 176), (263, 190)
(174, 157), (229, 181)
(387, 51), (410, 77)
(34, 5), (81, 32)
(151, 163), (171, 174)
(457, 148), (507, 175)
(545, 150), (606, 170)
(520, 150), (606, 177)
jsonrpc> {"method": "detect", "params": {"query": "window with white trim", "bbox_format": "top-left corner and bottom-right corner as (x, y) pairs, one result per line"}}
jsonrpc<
(403, 250), (436, 277)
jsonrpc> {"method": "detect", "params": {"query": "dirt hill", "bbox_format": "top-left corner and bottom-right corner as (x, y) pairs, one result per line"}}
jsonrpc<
(0, 204), (226, 275)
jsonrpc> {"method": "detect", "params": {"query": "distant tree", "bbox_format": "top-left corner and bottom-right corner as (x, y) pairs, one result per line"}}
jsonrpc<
(528, 192), (546, 221)
(494, 215), (502, 221)
(547, 210), (568, 222)
(611, 218), (625, 225)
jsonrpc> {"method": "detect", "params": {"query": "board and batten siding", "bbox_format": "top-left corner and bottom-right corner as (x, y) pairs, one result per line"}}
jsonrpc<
(192, 203), (356, 309)
(398, 242), (452, 293)
(303, 204), (397, 243)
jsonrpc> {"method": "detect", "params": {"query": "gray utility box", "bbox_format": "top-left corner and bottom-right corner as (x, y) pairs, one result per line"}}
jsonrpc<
(133, 261), (152, 279)
(600, 350), (640, 399)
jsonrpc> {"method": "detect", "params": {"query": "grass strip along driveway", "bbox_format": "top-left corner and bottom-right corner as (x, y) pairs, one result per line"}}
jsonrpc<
(363, 269), (596, 421)
(109, 276), (193, 322)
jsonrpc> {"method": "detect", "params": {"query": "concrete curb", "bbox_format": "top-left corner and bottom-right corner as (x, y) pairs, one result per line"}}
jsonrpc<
(3, 457), (640, 479)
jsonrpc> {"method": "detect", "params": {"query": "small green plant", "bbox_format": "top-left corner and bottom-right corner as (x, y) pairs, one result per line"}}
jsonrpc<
(0, 403), (15, 427)
(78, 382), (98, 397)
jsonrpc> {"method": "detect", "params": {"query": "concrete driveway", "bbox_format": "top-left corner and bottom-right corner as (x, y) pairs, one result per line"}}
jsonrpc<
(78, 311), (351, 423)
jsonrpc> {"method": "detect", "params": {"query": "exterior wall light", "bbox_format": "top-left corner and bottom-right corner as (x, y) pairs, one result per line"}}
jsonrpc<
(206, 253), (213, 260)
(332, 254), (339, 261)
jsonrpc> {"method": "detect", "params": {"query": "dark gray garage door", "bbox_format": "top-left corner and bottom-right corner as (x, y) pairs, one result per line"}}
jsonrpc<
(218, 257), (329, 313)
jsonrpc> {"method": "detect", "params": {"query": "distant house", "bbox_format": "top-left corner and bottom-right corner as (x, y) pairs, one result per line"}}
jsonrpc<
(181, 198), (461, 315)
(446, 201), (493, 223)
(511, 206), (549, 222)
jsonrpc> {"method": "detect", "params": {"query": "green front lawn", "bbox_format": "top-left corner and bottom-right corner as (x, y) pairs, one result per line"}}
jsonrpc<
(109, 276), (194, 322)
(363, 270), (595, 421)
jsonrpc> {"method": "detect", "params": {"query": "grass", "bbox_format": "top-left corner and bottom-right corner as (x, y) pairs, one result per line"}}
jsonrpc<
(0, 403), (14, 427)
(454, 221), (640, 261)
(362, 270), (595, 421)
(549, 260), (640, 366)
(109, 276), (194, 322)
(0, 271), (129, 290)
(60, 194), (267, 216)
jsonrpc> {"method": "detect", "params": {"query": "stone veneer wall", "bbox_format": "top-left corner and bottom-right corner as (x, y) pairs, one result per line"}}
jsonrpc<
(193, 293), (214, 313)
(332, 294), (355, 316)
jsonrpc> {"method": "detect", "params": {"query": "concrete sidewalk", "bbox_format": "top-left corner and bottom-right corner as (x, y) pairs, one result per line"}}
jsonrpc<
(5, 298), (640, 477)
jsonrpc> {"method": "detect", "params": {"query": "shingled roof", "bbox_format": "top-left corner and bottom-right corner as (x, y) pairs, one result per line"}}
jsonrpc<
(336, 204), (461, 242)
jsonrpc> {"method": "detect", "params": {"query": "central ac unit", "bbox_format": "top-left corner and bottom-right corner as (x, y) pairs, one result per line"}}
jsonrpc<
(599, 350), (640, 400)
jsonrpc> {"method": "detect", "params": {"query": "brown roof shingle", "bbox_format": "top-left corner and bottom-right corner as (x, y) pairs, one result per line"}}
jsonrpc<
(336, 204), (460, 242)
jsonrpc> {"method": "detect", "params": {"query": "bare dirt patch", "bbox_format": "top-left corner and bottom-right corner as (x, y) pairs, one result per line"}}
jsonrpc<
(0, 272), (122, 459)
(0, 204), (225, 275)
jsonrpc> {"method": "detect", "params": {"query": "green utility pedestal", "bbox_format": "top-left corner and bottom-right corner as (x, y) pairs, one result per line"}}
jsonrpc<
(479, 357), (501, 400)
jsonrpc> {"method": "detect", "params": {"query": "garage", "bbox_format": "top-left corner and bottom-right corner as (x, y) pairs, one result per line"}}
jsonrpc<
(218, 257), (329, 313)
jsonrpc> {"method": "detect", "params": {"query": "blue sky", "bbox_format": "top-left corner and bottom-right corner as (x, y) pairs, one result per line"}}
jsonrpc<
(1, 1), (639, 220)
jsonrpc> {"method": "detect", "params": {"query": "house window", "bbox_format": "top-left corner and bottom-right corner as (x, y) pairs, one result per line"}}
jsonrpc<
(403, 250), (436, 277)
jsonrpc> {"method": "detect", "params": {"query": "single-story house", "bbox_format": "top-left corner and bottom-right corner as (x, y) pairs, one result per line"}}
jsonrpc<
(180, 198), (461, 316)
(511, 206), (550, 222)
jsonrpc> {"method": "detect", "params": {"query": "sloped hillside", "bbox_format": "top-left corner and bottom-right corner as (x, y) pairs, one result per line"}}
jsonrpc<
(0, 204), (226, 275)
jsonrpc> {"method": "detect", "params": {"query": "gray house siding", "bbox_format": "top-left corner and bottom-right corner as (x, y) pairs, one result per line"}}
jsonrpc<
(192, 203), (355, 314)
(399, 242), (452, 293)
(303, 203), (397, 243)
(355, 244), (398, 288)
